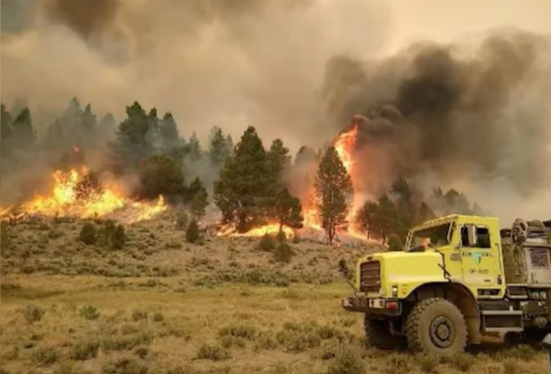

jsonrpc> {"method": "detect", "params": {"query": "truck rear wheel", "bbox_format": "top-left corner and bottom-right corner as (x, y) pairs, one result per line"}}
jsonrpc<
(405, 298), (467, 355)
(364, 315), (405, 350)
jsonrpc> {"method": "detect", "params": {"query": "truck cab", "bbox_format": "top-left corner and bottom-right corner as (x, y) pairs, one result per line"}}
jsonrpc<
(341, 214), (551, 355)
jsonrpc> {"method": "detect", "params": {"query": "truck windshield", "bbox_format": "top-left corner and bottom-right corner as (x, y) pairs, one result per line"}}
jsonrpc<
(407, 223), (452, 252)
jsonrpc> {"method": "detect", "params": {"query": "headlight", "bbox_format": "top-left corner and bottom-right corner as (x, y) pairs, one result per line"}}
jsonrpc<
(392, 285), (398, 297)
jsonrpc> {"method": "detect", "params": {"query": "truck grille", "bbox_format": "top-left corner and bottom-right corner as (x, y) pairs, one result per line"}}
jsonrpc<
(359, 261), (381, 293)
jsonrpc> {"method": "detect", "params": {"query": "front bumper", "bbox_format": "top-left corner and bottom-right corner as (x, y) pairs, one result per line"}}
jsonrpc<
(341, 296), (402, 316)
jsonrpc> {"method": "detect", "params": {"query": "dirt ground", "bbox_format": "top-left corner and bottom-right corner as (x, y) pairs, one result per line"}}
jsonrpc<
(0, 215), (549, 374)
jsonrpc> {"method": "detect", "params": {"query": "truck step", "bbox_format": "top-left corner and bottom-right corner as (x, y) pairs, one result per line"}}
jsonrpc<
(480, 310), (523, 316)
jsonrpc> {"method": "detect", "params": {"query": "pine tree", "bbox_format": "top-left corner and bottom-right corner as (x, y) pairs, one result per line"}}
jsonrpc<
(213, 126), (271, 232)
(110, 101), (154, 173)
(11, 107), (35, 149)
(314, 146), (353, 243)
(158, 112), (181, 151)
(186, 218), (201, 244)
(208, 126), (231, 168)
(391, 177), (415, 240)
(274, 187), (304, 231)
(371, 194), (397, 244)
(138, 153), (186, 201)
(1, 104), (13, 158)
(356, 200), (378, 239)
(187, 133), (203, 162)
(187, 177), (209, 220)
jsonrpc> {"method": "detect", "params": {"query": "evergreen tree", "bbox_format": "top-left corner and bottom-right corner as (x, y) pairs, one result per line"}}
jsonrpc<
(110, 101), (154, 173)
(186, 218), (201, 244)
(187, 132), (203, 162)
(11, 107), (35, 149)
(314, 146), (353, 243)
(98, 113), (117, 138)
(208, 126), (231, 167)
(274, 187), (304, 231)
(187, 177), (209, 220)
(213, 126), (270, 232)
(138, 153), (186, 201)
(371, 194), (397, 244)
(159, 112), (181, 151)
(356, 200), (378, 239)
(391, 177), (415, 239)
(416, 201), (436, 224)
(387, 234), (403, 251)
(1, 104), (13, 158)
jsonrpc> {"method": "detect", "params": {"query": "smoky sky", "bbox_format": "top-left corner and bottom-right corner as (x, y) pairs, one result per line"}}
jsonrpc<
(323, 30), (551, 198)
(2, 0), (551, 220)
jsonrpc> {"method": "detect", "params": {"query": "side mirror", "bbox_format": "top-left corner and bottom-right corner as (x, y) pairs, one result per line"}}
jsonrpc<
(542, 333), (551, 350)
(338, 259), (349, 278)
(466, 224), (478, 247)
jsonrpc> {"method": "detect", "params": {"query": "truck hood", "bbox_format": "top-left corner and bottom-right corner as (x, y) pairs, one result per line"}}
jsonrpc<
(358, 250), (448, 289)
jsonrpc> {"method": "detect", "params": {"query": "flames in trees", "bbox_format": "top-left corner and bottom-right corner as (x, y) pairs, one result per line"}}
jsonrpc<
(220, 118), (366, 241)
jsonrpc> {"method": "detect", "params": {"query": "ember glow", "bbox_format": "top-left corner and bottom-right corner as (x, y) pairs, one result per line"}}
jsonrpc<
(1, 167), (167, 224)
(217, 223), (295, 239)
(221, 122), (367, 241)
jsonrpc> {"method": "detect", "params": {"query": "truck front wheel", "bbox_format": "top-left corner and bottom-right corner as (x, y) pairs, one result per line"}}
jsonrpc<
(364, 315), (405, 350)
(405, 298), (467, 355)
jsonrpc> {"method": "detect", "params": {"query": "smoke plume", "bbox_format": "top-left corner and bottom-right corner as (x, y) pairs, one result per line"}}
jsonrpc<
(323, 30), (551, 213)
(2, 0), (551, 222)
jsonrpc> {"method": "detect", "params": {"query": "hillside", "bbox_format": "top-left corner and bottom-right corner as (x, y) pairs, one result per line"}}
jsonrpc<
(0, 214), (548, 374)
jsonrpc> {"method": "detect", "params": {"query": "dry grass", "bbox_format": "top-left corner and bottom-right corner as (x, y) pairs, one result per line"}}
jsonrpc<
(0, 216), (548, 374)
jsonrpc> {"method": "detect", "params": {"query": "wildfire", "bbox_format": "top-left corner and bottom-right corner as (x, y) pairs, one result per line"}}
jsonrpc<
(1, 167), (167, 224)
(221, 121), (366, 242)
(217, 223), (295, 239)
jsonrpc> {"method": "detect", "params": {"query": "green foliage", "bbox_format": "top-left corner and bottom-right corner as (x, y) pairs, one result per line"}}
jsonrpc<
(32, 346), (59, 366)
(387, 234), (403, 251)
(175, 209), (189, 230)
(186, 218), (201, 244)
(98, 220), (126, 250)
(23, 304), (46, 323)
(187, 177), (209, 219)
(272, 241), (295, 263)
(255, 234), (277, 252)
(326, 344), (366, 374)
(214, 126), (272, 232)
(1, 222), (11, 253)
(208, 126), (233, 168)
(79, 305), (101, 320)
(79, 222), (98, 245)
(72, 339), (100, 360)
(315, 146), (353, 243)
(139, 153), (186, 201)
(274, 187), (304, 230)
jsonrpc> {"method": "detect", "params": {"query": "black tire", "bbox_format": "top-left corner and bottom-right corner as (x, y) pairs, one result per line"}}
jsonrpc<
(364, 315), (405, 350)
(405, 298), (467, 355)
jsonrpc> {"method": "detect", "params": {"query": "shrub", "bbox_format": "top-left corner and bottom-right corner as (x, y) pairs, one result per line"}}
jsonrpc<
(387, 234), (403, 251)
(79, 222), (98, 245)
(175, 210), (188, 230)
(102, 357), (149, 374)
(326, 344), (365, 374)
(32, 346), (59, 366)
(185, 218), (201, 244)
(272, 242), (295, 263)
(449, 353), (475, 372)
(196, 344), (229, 361)
(72, 340), (100, 360)
(79, 305), (101, 320)
(23, 304), (46, 323)
(255, 234), (276, 252)
(415, 353), (440, 373)
(98, 220), (126, 250)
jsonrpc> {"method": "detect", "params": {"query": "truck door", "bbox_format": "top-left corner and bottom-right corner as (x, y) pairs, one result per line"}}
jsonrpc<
(460, 224), (502, 292)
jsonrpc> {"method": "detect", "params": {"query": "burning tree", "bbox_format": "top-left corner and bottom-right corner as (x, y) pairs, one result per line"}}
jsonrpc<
(315, 146), (353, 243)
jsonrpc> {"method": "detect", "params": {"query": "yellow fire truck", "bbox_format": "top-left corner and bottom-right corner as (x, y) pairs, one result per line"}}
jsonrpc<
(340, 215), (551, 355)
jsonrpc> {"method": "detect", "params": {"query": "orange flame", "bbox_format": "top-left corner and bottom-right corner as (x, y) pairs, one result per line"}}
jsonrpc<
(1, 168), (167, 224)
(217, 223), (295, 239)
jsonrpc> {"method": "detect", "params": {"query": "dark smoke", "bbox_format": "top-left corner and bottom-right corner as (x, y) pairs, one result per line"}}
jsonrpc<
(43, 0), (120, 40)
(323, 29), (551, 197)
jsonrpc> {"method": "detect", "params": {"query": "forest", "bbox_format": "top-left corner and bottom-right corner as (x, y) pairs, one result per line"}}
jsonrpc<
(0, 98), (485, 247)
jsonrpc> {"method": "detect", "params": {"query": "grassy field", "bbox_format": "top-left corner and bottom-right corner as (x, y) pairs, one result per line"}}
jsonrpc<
(0, 215), (549, 374)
